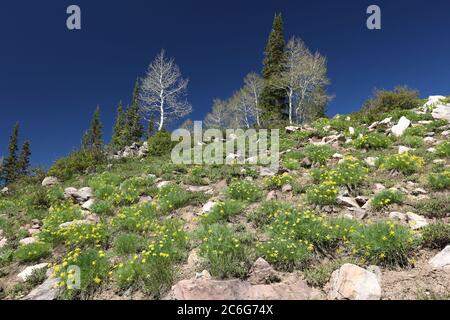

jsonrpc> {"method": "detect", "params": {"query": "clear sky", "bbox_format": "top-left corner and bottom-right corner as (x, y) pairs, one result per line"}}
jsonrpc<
(1, 0), (449, 167)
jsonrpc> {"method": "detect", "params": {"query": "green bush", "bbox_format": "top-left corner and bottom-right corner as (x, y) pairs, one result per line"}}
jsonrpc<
(250, 201), (295, 226)
(380, 153), (424, 175)
(48, 149), (106, 180)
(158, 184), (207, 213)
(304, 144), (334, 164)
(353, 133), (392, 150)
(399, 135), (424, 148)
(436, 142), (450, 157)
(371, 190), (405, 210)
(15, 242), (51, 262)
(113, 233), (145, 255)
(200, 200), (245, 225)
(413, 196), (450, 218)
(362, 86), (421, 115)
(226, 180), (262, 202)
(264, 173), (294, 190)
(306, 180), (339, 205)
(148, 130), (175, 156)
(421, 223), (450, 249)
(90, 200), (114, 216)
(196, 224), (251, 278)
(428, 170), (450, 190)
(350, 221), (418, 266)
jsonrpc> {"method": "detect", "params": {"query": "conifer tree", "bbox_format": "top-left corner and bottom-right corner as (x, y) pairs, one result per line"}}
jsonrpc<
(259, 13), (287, 125)
(126, 79), (144, 143)
(82, 106), (103, 150)
(112, 101), (126, 148)
(147, 114), (156, 139)
(1, 123), (20, 184)
(17, 140), (31, 176)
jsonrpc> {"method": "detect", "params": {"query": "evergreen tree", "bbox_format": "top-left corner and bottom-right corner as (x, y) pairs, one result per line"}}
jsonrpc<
(82, 106), (103, 150)
(17, 140), (31, 176)
(259, 13), (287, 125)
(1, 123), (20, 184)
(126, 79), (144, 142)
(147, 114), (156, 139)
(112, 101), (126, 148)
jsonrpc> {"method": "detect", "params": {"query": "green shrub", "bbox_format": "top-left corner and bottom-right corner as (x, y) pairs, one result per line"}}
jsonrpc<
(282, 157), (300, 170)
(55, 223), (109, 248)
(48, 149), (106, 180)
(264, 173), (294, 190)
(158, 184), (206, 213)
(148, 130), (175, 156)
(196, 224), (251, 278)
(353, 133), (391, 150)
(421, 223), (450, 249)
(306, 180), (339, 205)
(399, 135), (424, 148)
(362, 86), (421, 115)
(413, 196), (450, 218)
(304, 144), (334, 164)
(350, 221), (418, 266)
(54, 248), (109, 299)
(370, 190), (405, 210)
(111, 204), (158, 232)
(256, 237), (311, 270)
(436, 142), (450, 157)
(226, 180), (262, 202)
(113, 233), (145, 255)
(428, 170), (450, 190)
(250, 201), (295, 226)
(380, 153), (424, 175)
(200, 200), (245, 225)
(15, 242), (51, 262)
(90, 200), (114, 216)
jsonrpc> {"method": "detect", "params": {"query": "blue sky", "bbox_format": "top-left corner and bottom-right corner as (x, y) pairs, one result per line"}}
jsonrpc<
(1, 0), (449, 167)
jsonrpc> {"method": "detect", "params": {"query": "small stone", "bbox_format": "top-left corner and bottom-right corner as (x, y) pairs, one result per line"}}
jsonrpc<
(260, 167), (277, 177)
(399, 146), (413, 154)
(0, 237), (7, 248)
(300, 158), (312, 168)
(337, 196), (360, 208)
(373, 183), (386, 193)
(248, 257), (278, 285)
(389, 212), (406, 221)
(333, 153), (343, 159)
(28, 228), (40, 236)
(81, 198), (95, 211)
(423, 137), (435, 144)
(406, 212), (428, 230)
(19, 237), (36, 246)
(349, 127), (355, 135)
(266, 190), (277, 201)
(365, 157), (378, 167)
(412, 188), (427, 195)
(157, 181), (171, 189)
(138, 195), (152, 204)
(201, 201), (216, 214)
(281, 184), (293, 193)
(442, 130), (450, 136)
(41, 176), (59, 187)
(391, 116), (411, 137)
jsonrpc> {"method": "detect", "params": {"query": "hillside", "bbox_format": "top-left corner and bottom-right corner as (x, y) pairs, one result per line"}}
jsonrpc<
(0, 95), (449, 300)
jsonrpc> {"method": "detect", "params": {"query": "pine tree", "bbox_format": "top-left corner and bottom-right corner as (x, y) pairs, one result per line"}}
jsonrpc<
(126, 79), (144, 143)
(112, 101), (126, 148)
(147, 114), (156, 139)
(82, 106), (103, 150)
(259, 13), (287, 125)
(1, 123), (20, 184)
(17, 140), (31, 176)
(90, 106), (103, 150)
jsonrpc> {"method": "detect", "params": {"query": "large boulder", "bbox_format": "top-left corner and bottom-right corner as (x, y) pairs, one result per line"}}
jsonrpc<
(432, 104), (450, 122)
(64, 187), (93, 203)
(429, 245), (450, 269)
(170, 276), (320, 300)
(327, 264), (382, 300)
(41, 176), (59, 187)
(23, 269), (58, 300)
(391, 116), (411, 137)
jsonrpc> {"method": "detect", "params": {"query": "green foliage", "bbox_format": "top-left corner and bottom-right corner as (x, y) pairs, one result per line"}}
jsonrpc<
(428, 169), (450, 190)
(353, 133), (391, 149)
(15, 242), (51, 262)
(435, 141), (450, 157)
(362, 86), (421, 116)
(54, 223), (109, 248)
(55, 248), (109, 299)
(147, 130), (175, 156)
(111, 101), (127, 148)
(1, 123), (20, 184)
(370, 190), (405, 210)
(398, 135), (424, 148)
(82, 105), (103, 151)
(90, 200), (114, 216)
(158, 184), (206, 213)
(113, 233), (145, 255)
(350, 221), (418, 266)
(421, 223), (450, 249)
(304, 144), (333, 164)
(257, 236), (311, 270)
(413, 196), (450, 219)
(226, 180), (262, 202)
(197, 224), (252, 278)
(264, 173), (294, 190)
(306, 180), (339, 205)
(379, 153), (425, 175)
(17, 140), (31, 176)
(200, 200), (245, 225)
(48, 149), (106, 180)
(250, 200), (295, 226)
(111, 204), (158, 233)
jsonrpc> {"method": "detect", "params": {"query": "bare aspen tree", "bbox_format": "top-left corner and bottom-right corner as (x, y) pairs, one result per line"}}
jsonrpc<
(140, 49), (192, 131)
(204, 99), (231, 129)
(243, 73), (263, 127)
(271, 37), (329, 124)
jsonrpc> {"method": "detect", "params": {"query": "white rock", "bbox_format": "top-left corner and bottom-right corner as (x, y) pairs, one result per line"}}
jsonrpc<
(1, 187), (9, 195)
(333, 153), (343, 159)
(389, 212), (406, 221)
(201, 201), (216, 214)
(379, 117), (392, 125)
(0, 237), (7, 248)
(427, 147), (436, 153)
(19, 237), (36, 246)
(81, 198), (95, 211)
(157, 181), (171, 189)
(348, 127), (355, 136)
(23, 269), (58, 300)
(285, 126), (301, 133)
(17, 263), (48, 282)
(373, 183), (386, 193)
(391, 116), (411, 137)
(337, 196), (360, 208)
(406, 212), (428, 230)
(368, 121), (379, 130)
(424, 95), (446, 108)
(41, 176), (59, 187)
(365, 157), (378, 167)
(327, 264), (382, 300)
(423, 137), (435, 144)
(398, 146), (413, 154)
(259, 167), (277, 177)
(433, 159), (446, 165)
(432, 104), (450, 122)
(59, 219), (92, 229)
(281, 184), (293, 193)
(429, 245), (450, 269)
(441, 130), (450, 136)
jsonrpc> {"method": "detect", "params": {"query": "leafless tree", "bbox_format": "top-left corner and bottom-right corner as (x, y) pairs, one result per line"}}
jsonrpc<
(140, 49), (192, 131)
(204, 98), (231, 129)
(271, 37), (329, 124)
(243, 72), (263, 127)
